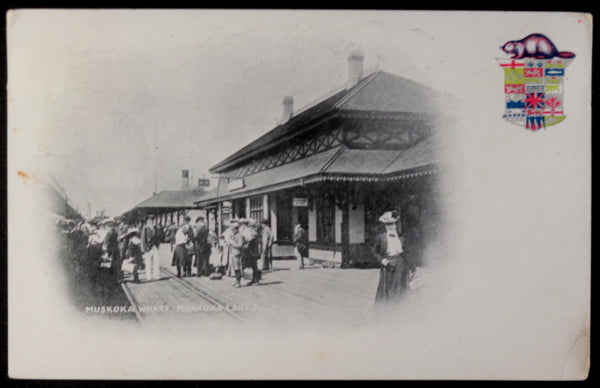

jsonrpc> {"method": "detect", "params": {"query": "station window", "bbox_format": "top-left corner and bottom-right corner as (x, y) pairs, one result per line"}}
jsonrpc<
(316, 197), (335, 243)
(222, 209), (231, 225)
(249, 195), (263, 222)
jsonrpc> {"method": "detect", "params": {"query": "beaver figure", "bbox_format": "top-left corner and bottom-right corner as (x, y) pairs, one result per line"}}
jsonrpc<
(500, 33), (575, 59)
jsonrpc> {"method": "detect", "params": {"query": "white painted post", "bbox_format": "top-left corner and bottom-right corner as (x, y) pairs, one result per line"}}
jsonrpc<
(270, 194), (277, 242)
(263, 194), (269, 221)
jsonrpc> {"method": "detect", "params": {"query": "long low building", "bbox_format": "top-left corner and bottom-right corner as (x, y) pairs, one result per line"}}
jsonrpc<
(120, 171), (209, 226)
(197, 50), (443, 268)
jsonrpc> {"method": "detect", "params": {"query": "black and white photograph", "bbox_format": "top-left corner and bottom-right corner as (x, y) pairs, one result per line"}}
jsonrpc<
(6, 9), (591, 380)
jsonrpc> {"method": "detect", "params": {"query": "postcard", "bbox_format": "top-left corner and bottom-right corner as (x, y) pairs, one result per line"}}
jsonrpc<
(7, 9), (591, 380)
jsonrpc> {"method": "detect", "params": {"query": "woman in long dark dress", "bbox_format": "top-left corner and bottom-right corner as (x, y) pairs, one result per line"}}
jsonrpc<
(371, 211), (410, 305)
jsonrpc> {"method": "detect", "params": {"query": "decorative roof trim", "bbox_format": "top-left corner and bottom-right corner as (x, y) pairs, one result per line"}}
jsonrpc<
(195, 164), (438, 206)
(209, 111), (338, 174)
(209, 70), (436, 174)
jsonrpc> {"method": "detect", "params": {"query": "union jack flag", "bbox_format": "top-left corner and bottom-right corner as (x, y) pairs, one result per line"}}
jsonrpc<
(525, 92), (545, 110)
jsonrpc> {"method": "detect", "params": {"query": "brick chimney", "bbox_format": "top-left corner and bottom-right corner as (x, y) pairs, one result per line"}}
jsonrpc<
(347, 49), (364, 87)
(181, 169), (189, 189)
(281, 95), (294, 123)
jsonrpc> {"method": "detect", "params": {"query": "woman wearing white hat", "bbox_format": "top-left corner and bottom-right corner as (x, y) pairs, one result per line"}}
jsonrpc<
(371, 210), (409, 305)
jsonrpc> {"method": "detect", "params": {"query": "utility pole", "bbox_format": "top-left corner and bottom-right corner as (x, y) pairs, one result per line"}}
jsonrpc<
(154, 145), (159, 195)
(153, 119), (159, 195)
(189, 125), (194, 187)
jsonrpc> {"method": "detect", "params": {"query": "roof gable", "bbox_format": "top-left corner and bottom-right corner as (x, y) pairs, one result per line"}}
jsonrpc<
(209, 86), (353, 173)
(335, 72), (437, 113)
(209, 70), (437, 173)
(133, 190), (206, 209)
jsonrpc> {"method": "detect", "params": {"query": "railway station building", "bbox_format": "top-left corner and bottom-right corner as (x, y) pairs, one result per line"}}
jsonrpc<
(196, 50), (443, 268)
(121, 170), (208, 226)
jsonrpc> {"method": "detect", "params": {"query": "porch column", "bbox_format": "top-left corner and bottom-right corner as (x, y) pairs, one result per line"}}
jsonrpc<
(270, 194), (277, 241)
(308, 197), (317, 242)
(217, 202), (223, 236)
(341, 202), (350, 268)
(263, 194), (269, 221)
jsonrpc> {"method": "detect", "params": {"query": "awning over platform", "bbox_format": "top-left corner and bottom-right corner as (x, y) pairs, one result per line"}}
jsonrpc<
(133, 190), (205, 209)
(196, 136), (437, 206)
(121, 190), (207, 221)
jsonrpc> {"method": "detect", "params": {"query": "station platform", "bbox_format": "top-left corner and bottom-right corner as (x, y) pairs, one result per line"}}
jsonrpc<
(122, 243), (381, 335)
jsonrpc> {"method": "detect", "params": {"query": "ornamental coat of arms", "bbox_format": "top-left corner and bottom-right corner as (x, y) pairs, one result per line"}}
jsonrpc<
(497, 33), (575, 130)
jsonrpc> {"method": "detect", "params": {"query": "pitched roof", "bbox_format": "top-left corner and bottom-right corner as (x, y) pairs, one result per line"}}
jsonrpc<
(334, 71), (436, 113)
(132, 190), (207, 210)
(209, 70), (437, 173)
(196, 136), (437, 205)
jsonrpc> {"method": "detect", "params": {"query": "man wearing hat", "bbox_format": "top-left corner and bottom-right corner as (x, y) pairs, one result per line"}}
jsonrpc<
(141, 215), (161, 281)
(225, 219), (245, 288)
(240, 218), (261, 286)
(181, 215), (195, 276)
(371, 210), (410, 305)
(171, 216), (195, 277)
(193, 216), (211, 277)
(165, 221), (178, 252)
(103, 218), (122, 284)
(260, 219), (274, 271)
(116, 218), (130, 274)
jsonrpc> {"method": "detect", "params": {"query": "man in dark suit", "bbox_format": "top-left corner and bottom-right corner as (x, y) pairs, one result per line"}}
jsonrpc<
(260, 219), (274, 271)
(241, 218), (261, 286)
(166, 221), (178, 252)
(103, 218), (121, 284)
(371, 210), (410, 305)
(180, 215), (195, 276)
(116, 217), (129, 265)
(194, 216), (211, 277)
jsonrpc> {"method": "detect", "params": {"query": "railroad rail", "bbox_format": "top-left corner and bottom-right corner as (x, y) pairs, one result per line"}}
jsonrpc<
(121, 281), (145, 324)
(160, 267), (246, 323)
(120, 267), (246, 324)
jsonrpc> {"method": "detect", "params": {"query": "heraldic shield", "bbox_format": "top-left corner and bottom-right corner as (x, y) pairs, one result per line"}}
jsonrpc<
(497, 57), (573, 130)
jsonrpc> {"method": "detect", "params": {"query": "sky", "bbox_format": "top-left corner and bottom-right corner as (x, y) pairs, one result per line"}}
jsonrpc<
(8, 10), (589, 219)
(8, 9), (467, 217)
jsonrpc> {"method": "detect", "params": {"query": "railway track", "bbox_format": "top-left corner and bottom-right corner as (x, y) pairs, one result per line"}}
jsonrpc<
(120, 281), (145, 324)
(160, 267), (246, 323)
(120, 267), (246, 325)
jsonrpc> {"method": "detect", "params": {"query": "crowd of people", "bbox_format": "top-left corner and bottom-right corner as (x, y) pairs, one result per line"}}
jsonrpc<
(170, 216), (275, 288)
(53, 212), (277, 289)
(53, 208), (420, 307)
(54, 215), (147, 285)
